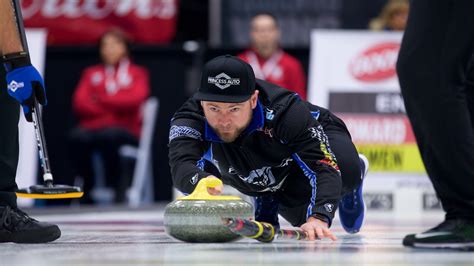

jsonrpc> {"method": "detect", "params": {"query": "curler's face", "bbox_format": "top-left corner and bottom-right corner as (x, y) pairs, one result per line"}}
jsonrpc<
(201, 91), (258, 143)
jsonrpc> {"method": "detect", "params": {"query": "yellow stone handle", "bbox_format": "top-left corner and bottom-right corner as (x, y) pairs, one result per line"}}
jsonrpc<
(180, 177), (242, 201)
(200, 176), (223, 189)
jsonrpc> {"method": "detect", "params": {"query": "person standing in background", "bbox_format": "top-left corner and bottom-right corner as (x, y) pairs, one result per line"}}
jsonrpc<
(70, 28), (150, 204)
(238, 13), (307, 100)
(397, 0), (474, 250)
(0, 0), (61, 243)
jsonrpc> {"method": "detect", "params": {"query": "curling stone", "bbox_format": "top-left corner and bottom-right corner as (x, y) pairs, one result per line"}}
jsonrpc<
(164, 177), (253, 243)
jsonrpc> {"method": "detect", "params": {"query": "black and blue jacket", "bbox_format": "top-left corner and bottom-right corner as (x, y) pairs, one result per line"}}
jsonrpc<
(168, 79), (343, 225)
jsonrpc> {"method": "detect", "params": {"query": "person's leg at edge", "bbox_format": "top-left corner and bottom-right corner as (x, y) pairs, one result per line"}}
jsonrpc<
(0, 70), (60, 243)
(397, 0), (474, 250)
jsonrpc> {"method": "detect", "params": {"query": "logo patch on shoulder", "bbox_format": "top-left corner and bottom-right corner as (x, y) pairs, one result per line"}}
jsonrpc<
(265, 108), (275, 120)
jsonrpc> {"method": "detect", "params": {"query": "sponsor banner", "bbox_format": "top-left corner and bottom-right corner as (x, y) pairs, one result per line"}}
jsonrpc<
(361, 174), (443, 216)
(363, 192), (393, 211)
(349, 42), (399, 82)
(22, 0), (178, 45)
(337, 114), (416, 144)
(308, 30), (403, 107)
(423, 193), (442, 210)
(356, 144), (425, 172)
(329, 92), (406, 114)
(309, 30), (426, 174)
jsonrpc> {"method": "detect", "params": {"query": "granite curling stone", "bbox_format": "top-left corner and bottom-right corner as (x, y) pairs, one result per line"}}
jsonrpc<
(164, 177), (253, 243)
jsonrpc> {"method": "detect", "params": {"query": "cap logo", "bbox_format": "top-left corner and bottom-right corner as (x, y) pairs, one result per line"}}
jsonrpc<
(208, 72), (240, 90)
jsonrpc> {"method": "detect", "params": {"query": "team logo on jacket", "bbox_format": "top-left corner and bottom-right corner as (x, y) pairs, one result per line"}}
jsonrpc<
(308, 126), (340, 172)
(240, 167), (276, 187)
(228, 158), (292, 191)
(208, 73), (240, 89)
(324, 203), (334, 213)
(257, 127), (274, 138)
(190, 173), (199, 185)
(228, 166), (276, 187)
(265, 108), (275, 120)
(308, 127), (319, 138)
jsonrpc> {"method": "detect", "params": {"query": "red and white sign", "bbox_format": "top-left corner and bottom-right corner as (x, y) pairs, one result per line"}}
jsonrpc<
(349, 42), (400, 82)
(337, 114), (416, 144)
(22, 0), (178, 45)
(308, 30), (427, 174)
(308, 31), (432, 205)
(308, 31), (403, 107)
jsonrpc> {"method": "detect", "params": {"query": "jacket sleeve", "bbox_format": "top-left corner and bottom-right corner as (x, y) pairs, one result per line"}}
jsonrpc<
(168, 113), (217, 194)
(274, 97), (342, 226)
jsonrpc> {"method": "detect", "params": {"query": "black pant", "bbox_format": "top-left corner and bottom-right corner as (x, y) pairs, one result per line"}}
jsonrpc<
(324, 114), (361, 196)
(397, 0), (474, 220)
(69, 127), (138, 203)
(277, 115), (361, 227)
(0, 69), (20, 207)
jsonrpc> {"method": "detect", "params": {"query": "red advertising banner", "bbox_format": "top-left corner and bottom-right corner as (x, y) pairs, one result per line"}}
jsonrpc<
(337, 114), (416, 145)
(22, 0), (179, 45)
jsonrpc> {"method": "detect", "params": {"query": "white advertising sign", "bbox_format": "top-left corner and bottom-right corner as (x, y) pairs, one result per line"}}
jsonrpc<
(308, 30), (439, 216)
(309, 30), (403, 107)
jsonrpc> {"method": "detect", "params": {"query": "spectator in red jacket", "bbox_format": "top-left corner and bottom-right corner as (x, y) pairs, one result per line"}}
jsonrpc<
(70, 28), (150, 204)
(238, 13), (307, 100)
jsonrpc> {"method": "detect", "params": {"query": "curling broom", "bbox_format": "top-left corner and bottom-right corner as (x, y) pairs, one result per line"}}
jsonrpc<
(223, 217), (309, 242)
(11, 0), (83, 199)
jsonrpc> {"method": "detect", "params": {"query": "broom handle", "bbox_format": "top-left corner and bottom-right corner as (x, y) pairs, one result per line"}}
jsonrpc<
(31, 99), (53, 184)
(11, 0), (29, 52)
(11, 0), (53, 185)
(224, 218), (309, 242)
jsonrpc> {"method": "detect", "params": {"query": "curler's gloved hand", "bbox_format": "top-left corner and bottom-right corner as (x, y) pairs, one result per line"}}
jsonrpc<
(3, 52), (47, 122)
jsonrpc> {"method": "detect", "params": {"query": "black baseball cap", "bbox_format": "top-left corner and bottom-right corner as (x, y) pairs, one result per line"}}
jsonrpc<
(194, 55), (256, 103)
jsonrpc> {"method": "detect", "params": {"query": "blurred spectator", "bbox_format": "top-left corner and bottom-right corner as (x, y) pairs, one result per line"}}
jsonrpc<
(237, 13), (307, 100)
(70, 28), (150, 204)
(369, 0), (409, 31)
